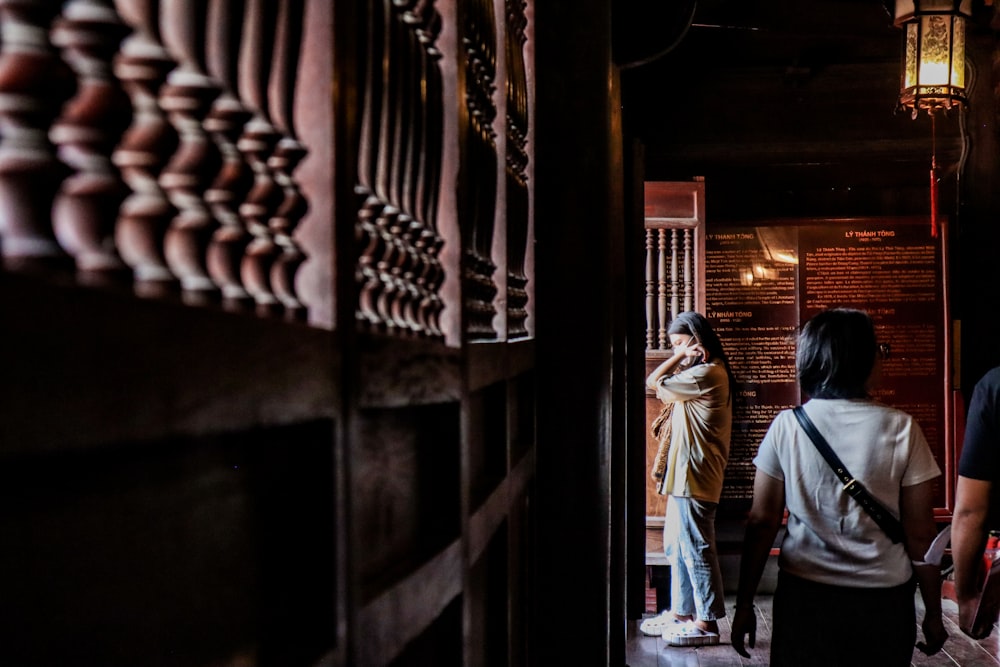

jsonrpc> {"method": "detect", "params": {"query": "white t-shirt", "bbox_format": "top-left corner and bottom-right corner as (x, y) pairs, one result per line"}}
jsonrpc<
(754, 398), (941, 587)
(655, 361), (732, 503)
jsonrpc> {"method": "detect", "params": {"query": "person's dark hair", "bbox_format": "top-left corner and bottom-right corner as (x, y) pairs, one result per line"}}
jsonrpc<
(668, 311), (735, 403)
(796, 308), (878, 399)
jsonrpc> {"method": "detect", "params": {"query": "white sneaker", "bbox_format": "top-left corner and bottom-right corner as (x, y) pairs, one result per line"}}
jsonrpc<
(639, 610), (688, 636)
(662, 620), (720, 647)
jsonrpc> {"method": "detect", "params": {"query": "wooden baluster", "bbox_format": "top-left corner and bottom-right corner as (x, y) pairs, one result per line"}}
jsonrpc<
(460, 0), (499, 340)
(504, 0), (530, 339)
(267, 0), (308, 321)
(683, 228), (693, 312)
(355, 0), (387, 331)
(393, 0), (425, 335)
(204, 0), (253, 310)
(670, 229), (679, 319)
(357, 195), (385, 330)
(356, 0), (446, 339)
(645, 228), (655, 350)
(366, 0), (407, 335)
(237, 0), (282, 316)
(419, 232), (445, 338)
(159, 0), (221, 304)
(381, 1), (411, 333)
(0, 0), (76, 272)
(403, 0), (427, 335)
(50, 0), (132, 285)
(112, 0), (179, 298)
(392, 0), (446, 337)
(370, 2), (408, 335)
(417, 4), (445, 338)
(657, 228), (668, 349)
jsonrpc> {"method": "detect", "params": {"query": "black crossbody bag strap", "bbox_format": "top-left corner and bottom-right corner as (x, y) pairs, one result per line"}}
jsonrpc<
(792, 406), (905, 544)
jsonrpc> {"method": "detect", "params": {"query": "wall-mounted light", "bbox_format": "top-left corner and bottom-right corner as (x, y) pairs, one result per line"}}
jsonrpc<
(895, 0), (971, 117)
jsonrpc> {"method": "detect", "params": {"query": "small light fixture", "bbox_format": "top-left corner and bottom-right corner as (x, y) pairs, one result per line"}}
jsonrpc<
(894, 0), (971, 117)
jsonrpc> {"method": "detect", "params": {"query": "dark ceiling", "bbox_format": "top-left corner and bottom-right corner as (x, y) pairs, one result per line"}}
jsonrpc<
(616, 0), (999, 222)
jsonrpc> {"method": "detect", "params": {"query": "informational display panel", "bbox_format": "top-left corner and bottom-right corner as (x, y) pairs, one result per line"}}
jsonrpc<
(706, 218), (949, 514)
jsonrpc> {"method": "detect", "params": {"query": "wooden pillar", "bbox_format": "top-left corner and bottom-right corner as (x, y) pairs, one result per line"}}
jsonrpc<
(532, 0), (620, 664)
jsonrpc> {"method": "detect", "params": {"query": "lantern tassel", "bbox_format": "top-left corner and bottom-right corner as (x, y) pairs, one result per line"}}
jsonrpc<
(930, 112), (939, 239)
(930, 159), (938, 239)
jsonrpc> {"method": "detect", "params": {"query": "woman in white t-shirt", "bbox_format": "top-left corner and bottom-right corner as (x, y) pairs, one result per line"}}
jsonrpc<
(731, 308), (946, 666)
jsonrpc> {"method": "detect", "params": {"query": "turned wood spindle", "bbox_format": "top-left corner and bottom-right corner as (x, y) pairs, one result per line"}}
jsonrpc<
(670, 229), (680, 320)
(159, 0), (221, 304)
(460, 0), (499, 339)
(0, 0), (76, 272)
(267, 0), (308, 321)
(355, 0), (392, 330)
(418, 5), (445, 338)
(658, 229), (668, 349)
(204, 0), (254, 310)
(645, 228), (656, 349)
(112, 0), (180, 298)
(683, 228), (693, 312)
(50, 0), (132, 285)
(237, 0), (283, 316)
(504, 0), (530, 338)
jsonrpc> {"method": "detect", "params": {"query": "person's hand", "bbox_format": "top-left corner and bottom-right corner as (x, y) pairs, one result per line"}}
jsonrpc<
(688, 342), (708, 362)
(672, 338), (708, 363)
(731, 605), (756, 658)
(916, 613), (947, 655)
(670, 337), (693, 358)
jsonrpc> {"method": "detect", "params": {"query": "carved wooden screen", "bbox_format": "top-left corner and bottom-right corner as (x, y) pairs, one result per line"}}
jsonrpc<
(642, 180), (706, 561)
(0, 0), (315, 317)
(350, 1), (536, 663)
(0, 1), (536, 665)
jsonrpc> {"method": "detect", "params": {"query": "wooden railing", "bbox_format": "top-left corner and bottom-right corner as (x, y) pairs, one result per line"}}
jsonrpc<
(645, 226), (697, 350)
(643, 180), (705, 348)
(0, 0), (535, 343)
(0, 0), (309, 316)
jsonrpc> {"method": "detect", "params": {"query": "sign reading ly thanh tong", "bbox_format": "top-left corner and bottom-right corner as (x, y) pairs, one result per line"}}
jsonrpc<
(706, 218), (948, 513)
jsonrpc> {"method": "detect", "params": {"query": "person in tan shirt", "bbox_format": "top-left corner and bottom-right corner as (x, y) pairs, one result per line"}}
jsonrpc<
(642, 312), (734, 647)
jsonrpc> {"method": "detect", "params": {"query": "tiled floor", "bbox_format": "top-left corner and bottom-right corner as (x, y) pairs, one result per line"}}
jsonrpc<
(626, 594), (1000, 667)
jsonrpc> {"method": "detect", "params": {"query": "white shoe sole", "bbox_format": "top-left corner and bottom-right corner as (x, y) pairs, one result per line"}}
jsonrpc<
(639, 613), (686, 636)
(662, 622), (720, 647)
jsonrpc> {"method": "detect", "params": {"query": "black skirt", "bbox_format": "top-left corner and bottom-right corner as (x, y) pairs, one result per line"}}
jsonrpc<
(771, 569), (917, 667)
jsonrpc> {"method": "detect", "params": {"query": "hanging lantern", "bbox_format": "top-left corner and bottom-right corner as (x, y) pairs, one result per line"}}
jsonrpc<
(895, 0), (971, 117)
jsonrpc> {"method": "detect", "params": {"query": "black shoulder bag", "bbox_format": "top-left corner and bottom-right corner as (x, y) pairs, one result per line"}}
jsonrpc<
(792, 406), (905, 544)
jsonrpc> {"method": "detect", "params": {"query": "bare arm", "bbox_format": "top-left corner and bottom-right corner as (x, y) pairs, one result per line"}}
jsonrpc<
(901, 479), (947, 654)
(732, 469), (784, 658)
(953, 475), (992, 637)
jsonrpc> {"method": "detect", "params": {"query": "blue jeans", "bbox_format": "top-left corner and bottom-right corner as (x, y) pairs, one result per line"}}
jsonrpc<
(663, 495), (726, 621)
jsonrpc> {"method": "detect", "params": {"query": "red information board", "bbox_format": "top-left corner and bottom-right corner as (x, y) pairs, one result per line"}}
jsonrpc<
(706, 218), (951, 515)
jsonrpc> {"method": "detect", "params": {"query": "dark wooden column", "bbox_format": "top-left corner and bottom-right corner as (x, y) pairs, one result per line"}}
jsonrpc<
(532, 0), (622, 664)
